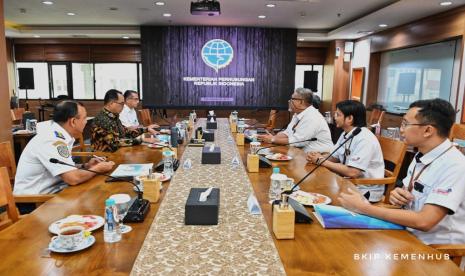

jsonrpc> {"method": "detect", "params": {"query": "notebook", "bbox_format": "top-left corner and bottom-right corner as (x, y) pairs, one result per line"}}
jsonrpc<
(313, 205), (404, 230)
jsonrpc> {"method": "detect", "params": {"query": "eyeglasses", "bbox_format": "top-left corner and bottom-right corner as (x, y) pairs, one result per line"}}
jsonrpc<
(114, 101), (125, 106)
(400, 120), (431, 129)
(128, 97), (140, 101)
(289, 98), (303, 102)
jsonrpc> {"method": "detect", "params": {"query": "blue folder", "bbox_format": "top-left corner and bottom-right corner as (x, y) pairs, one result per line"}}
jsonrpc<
(313, 205), (405, 230)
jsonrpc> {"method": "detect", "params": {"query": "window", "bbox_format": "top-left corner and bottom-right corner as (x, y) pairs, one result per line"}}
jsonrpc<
(295, 65), (323, 98)
(94, 63), (138, 99)
(16, 62), (50, 99)
(50, 64), (69, 98)
(377, 40), (458, 114)
(72, 63), (94, 99)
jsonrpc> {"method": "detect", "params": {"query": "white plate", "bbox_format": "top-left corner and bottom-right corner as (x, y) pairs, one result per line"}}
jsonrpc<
(49, 235), (95, 253)
(265, 154), (293, 161)
(290, 190), (331, 206)
(49, 215), (104, 235)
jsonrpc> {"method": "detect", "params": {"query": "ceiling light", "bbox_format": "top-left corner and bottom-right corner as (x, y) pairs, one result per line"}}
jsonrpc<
(379, 24), (388, 28)
(258, 15), (266, 19)
(33, 35), (41, 38)
(298, 38), (304, 41)
(163, 13), (171, 17)
(155, 1), (165, 5)
(67, 12), (76, 16)
(440, 1), (452, 6)
(266, 4), (276, 8)
(122, 36), (130, 39)
(41, 1), (54, 5)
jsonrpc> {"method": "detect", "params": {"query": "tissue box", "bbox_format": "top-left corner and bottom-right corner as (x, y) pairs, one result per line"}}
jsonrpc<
(185, 188), (220, 225)
(203, 130), (215, 142)
(207, 115), (217, 122)
(206, 121), (217, 129)
(201, 146), (221, 164)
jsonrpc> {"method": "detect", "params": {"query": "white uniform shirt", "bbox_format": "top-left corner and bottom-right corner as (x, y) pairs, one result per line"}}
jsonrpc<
(119, 104), (139, 128)
(282, 106), (333, 153)
(14, 121), (76, 194)
(333, 127), (385, 202)
(402, 139), (465, 245)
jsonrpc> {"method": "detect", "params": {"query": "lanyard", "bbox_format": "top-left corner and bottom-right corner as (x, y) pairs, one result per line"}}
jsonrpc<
(407, 145), (453, 192)
(292, 118), (301, 133)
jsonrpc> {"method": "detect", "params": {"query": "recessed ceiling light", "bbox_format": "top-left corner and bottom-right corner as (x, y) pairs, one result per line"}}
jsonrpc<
(163, 13), (171, 17)
(67, 12), (76, 16)
(266, 4), (276, 8)
(379, 24), (388, 28)
(440, 1), (452, 6)
(109, 7), (119, 11)
(122, 36), (130, 39)
(155, 1), (165, 6)
(258, 15), (266, 19)
(298, 38), (304, 41)
(41, 1), (54, 5)
(33, 35), (41, 38)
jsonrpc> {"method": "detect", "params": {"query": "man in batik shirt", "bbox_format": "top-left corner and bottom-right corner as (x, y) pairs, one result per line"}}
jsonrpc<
(91, 89), (157, 152)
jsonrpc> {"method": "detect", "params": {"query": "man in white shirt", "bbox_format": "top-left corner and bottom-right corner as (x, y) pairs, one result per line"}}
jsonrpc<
(339, 99), (465, 266)
(307, 100), (385, 202)
(257, 88), (333, 153)
(119, 90), (159, 134)
(14, 101), (115, 195)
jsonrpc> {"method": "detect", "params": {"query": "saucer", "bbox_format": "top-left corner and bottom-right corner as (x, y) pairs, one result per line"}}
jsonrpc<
(49, 235), (95, 253)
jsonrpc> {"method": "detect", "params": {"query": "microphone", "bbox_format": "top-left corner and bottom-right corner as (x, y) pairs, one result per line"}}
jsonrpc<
(49, 158), (150, 222)
(284, 127), (362, 194)
(255, 138), (317, 168)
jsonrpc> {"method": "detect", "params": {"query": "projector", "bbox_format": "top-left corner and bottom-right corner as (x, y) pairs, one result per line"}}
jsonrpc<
(191, 0), (221, 16)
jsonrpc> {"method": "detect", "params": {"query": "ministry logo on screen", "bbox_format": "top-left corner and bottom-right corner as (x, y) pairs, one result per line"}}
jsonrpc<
(201, 39), (234, 73)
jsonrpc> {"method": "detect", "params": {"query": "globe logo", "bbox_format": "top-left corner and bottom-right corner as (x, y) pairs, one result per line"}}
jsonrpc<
(201, 39), (234, 73)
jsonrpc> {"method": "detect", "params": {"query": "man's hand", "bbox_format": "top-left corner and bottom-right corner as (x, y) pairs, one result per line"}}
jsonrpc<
(147, 127), (160, 135)
(389, 187), (414, 207)
(257, 133), (274, 144)
(90, 161), (115, 173)
(148, 123), (160, 129)
(338, 188), (371, 214)
(85, 157), (102, 169)
(307, 152), (323, 164)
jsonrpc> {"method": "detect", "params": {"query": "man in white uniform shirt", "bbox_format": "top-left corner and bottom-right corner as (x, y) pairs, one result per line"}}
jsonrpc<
(14, 101), (114, 195)
(339, 99), (465, 269)
(257, 88), (333, 153)
(119, 90), (159, 134)
(307, 100), (385, 202)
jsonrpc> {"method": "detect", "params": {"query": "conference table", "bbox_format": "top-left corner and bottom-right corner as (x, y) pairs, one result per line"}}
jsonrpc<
(0, 119), (462, 275)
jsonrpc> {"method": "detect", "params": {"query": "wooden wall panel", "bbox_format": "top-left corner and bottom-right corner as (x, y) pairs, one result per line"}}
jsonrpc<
(370, 6), (465, 53)
(44, 45), (90, 62)
(321, 41), (335, 113)
(91, 46), (141, 62)
(366, 52), (381, 107)
(331, 40), (351, 111)
(15, 44), (45, 61)
(296, 47), (327, 64)
(0, 0), (13, 144)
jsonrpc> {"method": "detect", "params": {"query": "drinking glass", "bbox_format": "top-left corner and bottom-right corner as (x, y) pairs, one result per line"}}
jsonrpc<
(110, 194), (132, 234)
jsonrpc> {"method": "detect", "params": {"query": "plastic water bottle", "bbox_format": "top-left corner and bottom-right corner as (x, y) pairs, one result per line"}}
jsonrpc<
(269, 167), (282, 201)
(104, 198), (122, 243)
(163, 150), (174, 177)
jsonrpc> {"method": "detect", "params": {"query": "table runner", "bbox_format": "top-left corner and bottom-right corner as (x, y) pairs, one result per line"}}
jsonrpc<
(131, 119), (285, 275)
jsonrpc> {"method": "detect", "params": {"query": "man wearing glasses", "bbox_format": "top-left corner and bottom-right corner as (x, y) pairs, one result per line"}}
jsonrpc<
(91, 89), (157, 152)
(257, 88), (333, 153)
(339, 99), (465, 266)
(119, 90), (160, 133)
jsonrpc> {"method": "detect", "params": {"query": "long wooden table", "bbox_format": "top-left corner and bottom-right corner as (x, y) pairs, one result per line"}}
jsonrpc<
(0, 129), (462, 275)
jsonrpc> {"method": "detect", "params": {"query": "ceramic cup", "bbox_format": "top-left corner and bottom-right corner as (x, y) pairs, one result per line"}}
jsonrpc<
(51, 226), (85, 249)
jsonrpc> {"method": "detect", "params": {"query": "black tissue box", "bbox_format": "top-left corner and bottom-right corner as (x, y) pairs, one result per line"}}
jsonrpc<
(207, 115), (217, 122)
(206, 121), (217, 129)
(201, 146), (221, 164)
(203, 130), (215, 142)
(185, 188), (220, 225)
